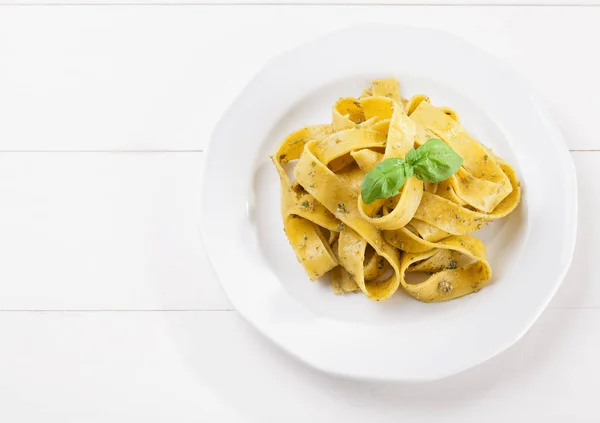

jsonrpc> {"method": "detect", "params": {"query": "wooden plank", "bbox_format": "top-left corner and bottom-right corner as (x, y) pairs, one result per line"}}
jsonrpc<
(0, 152), (231, 310)
(0, 151), (588, 310)
(0, 6), (597, 150)
(0, 309), (598, 421)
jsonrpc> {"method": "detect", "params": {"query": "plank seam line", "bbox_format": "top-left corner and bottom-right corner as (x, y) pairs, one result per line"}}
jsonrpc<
(1, 2), (600, 6)
(0, 309), (236, 312)
(0, 150), (205, 153)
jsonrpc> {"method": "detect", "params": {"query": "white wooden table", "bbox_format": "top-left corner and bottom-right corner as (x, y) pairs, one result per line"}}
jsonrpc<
(0, 2), (597, 421)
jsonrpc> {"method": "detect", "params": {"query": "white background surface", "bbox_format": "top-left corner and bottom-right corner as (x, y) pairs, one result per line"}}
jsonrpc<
(0, 3), (597, 422)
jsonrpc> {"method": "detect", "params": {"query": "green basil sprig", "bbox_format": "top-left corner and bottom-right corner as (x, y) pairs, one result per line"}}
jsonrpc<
(360, 138), (463, 204)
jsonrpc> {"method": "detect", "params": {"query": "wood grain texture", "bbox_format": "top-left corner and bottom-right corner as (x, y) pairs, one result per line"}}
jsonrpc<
(0, 6), (597, 150)
(0, 309), (598, 422)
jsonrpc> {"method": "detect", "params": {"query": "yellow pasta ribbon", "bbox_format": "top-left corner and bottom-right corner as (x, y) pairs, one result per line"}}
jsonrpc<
(272, 78), (520, 302)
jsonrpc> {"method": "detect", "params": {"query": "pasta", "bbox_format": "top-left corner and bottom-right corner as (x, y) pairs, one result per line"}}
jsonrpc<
(271, 78), (520, 302)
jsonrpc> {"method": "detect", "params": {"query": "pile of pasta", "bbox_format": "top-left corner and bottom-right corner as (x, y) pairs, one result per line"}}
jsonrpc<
(272, 78), (520, 302)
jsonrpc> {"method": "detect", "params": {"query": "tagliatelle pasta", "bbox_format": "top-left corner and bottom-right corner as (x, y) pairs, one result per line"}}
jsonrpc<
(271, 78), (520, 302)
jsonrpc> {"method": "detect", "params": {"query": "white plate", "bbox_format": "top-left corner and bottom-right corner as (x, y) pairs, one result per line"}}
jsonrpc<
(201, 24), (577, 381)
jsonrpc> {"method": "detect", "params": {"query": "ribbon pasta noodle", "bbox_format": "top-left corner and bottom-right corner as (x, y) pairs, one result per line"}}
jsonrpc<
(271, 78), (520, 302)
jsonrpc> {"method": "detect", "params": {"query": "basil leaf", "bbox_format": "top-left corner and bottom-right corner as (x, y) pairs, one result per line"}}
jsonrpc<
(411, 138), (463, 183)
(360, 138), (462, 204)
(405, 148), (418, 166)
(360, 158), (411, 204)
